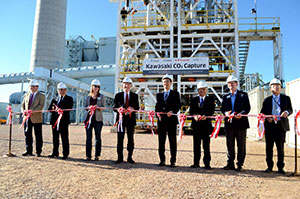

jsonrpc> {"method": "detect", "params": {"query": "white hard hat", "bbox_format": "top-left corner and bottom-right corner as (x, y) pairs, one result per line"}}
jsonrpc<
(122, 77), (133, 84)
(91, 79), (101, 86)
(57, 82), (67, 89)
(197, 80), (208, 89)
(226, 75), (238, 83)
(269, 78), (281, 86)
(162, 74), (173, 82)
(29, 80), (39, 86)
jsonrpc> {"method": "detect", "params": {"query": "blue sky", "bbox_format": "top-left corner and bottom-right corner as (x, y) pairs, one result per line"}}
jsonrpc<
(0, 0), (299, 103)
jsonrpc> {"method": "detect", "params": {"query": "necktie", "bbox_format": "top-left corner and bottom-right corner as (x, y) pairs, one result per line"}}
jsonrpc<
(272, 96), (280, 120)
(164, 92), (168, 102)
(125, 93), (129, 108)
(200, 97), (204, 108)
(28, 93), (34, 109)
(58, 96), (63, 106)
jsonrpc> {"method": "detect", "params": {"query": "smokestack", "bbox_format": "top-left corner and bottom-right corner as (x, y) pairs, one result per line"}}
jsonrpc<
(30, 0), (67, 72)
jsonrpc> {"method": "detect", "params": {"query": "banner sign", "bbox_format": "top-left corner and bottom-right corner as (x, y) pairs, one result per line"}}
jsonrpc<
(142, 57), (209, 75)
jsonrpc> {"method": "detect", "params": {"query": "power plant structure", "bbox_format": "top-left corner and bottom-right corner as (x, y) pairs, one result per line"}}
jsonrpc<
(0, 0), (283, 129)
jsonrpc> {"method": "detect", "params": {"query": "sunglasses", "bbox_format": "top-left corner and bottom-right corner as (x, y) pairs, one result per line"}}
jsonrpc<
(93, 85), (100, 88)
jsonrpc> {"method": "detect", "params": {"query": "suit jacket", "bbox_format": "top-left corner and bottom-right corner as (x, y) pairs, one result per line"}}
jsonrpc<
(114, 91), (139, 126)
(221, 90), (251, 129)
(155, 89), (181, 125)
(190, 95), (215, 134)
(48, 95), (73, 125)
(260, 94), (293, 132)
(85, 94), (106, 122)
(21, 91), (45, 124)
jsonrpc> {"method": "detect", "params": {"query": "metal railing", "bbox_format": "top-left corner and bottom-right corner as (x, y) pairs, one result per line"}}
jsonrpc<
(239, 17), (280, 33)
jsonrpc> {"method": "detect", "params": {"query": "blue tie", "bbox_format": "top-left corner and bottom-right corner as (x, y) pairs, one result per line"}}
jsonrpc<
(164, 92), (168, 102)
(200, 97), (204, 108)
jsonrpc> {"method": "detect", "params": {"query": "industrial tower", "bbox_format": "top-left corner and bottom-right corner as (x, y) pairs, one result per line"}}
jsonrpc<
(112, 0), (282, 125)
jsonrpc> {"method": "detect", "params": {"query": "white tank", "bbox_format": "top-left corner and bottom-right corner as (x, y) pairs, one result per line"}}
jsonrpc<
(30, 0), (67, 72)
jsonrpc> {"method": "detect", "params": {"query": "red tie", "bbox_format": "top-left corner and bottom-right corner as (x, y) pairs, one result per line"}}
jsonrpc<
(28, 93), (34, 109)
(125, 93), (129, 108)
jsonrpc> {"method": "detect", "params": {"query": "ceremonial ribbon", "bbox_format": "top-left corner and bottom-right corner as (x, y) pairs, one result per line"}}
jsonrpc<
(147, 110), (157, 135)
(257, 113), (266, 139)
(227, 112), (236, 123)
(194, 115), (202, 121)
(296, 110), (300, 136)
(20, 110), (33, 131)
(178, 114), (187, 140)
(6, 105), (13, 125)
(210, 115), (223, 139)
(117, 107), (126, 132)
(126, 107), (133, 117)
(53, 108), (64, 131)
(85, 105), (97, 129)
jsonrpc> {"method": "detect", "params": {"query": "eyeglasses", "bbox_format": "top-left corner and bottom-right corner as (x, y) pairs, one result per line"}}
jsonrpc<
(93, 85), (100, 88)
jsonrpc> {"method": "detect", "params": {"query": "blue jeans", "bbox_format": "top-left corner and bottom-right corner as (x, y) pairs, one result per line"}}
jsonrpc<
(85, 120), (103, 158)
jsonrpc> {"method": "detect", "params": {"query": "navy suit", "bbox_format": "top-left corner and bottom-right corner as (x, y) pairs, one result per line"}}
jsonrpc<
(114, 91), (139, 160)
(155, 89), (181, 164)
(190, 95), (215, 166)
(221, 90), (251, 167)
(260, 94), (293, 170)
(48, 95), (73, 157)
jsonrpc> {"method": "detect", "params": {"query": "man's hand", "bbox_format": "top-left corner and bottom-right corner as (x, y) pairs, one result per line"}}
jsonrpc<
(234, 113), (242, 119)
(201, 115), (206, 120)
(266, 117), (273, 123)
(281, 111), (288, 118)
(167, 111), (173, 117)
(225, 111), (232, 117)
(193, 115), (199, 121)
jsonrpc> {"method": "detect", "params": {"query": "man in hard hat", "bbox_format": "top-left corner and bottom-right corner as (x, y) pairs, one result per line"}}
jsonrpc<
(221, 75), (251, 171)
(189, 80), (215, 169)
(21, 80), (45, 157)
(260, 78), (293, 174)
(155, 74), (181, 168)
(48, 82), (73, 159)
(114, 77), (139, 164)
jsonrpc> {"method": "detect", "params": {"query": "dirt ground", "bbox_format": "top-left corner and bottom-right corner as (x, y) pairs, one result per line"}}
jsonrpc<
(0, 125), (300, 199)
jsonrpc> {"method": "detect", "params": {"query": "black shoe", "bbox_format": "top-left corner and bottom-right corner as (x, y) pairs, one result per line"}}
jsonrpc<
(62, 156), (68, 160)
(36, 153), (41, 157)
(264, 168), (272, 173)
(115, 159), (123, 164)
(158, 161), (165, 166)
(278, 169), (286, 175)
(170, 162), (176, 168)
(190, 164), (200, 168)
(223, 164), (235, 170)
(127, 158), (135, 164)
(94, 156), (99, 161)
(86, 157), (92, 161)
(236, 166), (243, 172)
(22, 152), (34, 156)
(204, 165), (212, 170)
(48, 154), (58, 158)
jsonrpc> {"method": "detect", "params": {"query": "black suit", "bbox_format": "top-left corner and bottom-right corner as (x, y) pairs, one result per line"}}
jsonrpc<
(155, 89), (180, 164)
(260, 94), (293, 170)
(114, 91), (139, 160)
(221, 90), (251, 167)
(48, 95), (73, 157)
(190, 95), (215, 166)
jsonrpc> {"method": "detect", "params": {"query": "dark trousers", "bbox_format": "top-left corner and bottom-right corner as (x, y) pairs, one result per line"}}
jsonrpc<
(225, 128), (247, 167)
(24, 118), (43, 154)
(117, 124), (135, 160)
(193, 129), (211, 166)
(86, 120), (103, 158)
(51, 124), (70, 157)
(265, 121), (286, 170)
(158, 122), (177, 164)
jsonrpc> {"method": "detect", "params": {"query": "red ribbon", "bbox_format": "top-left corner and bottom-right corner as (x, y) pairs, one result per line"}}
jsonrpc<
(53, 108), (64, 131)
(6, 105), (13, 125)
(117, 107), (126, 132)
(227, 112), (236, 123)
(85, 105), (97, 129)
(20, 110), (33, 130)
(296, 110), (300, 136)
(210, 115), (223, 139)
(257, 113), (266, 139)
(178, 114), (187, 140)
(147, 110), (157, 135)
(126, 107), (133, 117)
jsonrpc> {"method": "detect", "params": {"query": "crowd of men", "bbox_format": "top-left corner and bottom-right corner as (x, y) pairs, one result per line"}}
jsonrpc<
(20, 75), (293, 174)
